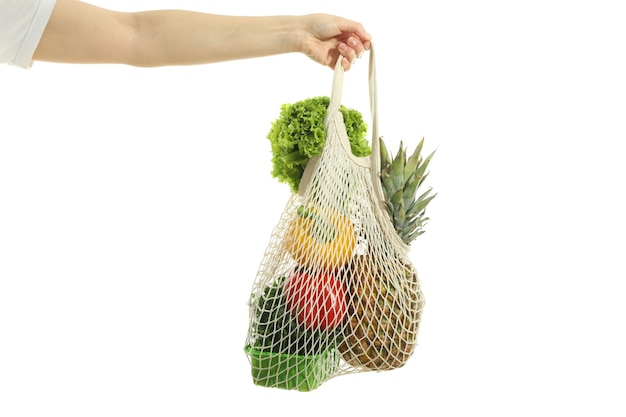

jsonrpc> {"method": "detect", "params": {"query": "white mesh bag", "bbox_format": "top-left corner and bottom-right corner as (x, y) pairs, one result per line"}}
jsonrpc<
(244, 46), (425, 391)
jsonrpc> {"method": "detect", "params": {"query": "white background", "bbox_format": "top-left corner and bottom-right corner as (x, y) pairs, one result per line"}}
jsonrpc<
(1, 1), (625, 416)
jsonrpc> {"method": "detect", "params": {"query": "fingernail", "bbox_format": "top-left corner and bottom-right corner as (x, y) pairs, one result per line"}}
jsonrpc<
(348, 38), (358, 47)
(338, 43), (348, 54)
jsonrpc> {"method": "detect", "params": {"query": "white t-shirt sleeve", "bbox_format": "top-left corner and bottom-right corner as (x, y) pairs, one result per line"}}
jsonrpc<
(0, 0), (57, 69)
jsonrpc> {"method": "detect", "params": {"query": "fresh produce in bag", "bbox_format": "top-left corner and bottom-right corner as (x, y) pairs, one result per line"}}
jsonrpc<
(244, 44), (436, 391)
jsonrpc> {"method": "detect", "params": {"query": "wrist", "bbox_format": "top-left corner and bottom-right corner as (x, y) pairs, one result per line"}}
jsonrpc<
(282, 15), (307, 55)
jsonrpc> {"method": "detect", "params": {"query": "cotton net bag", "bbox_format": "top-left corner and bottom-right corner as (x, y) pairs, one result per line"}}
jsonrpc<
(244, 45), (425, 391)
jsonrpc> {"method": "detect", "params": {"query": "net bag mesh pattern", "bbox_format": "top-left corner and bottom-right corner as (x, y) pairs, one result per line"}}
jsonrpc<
(244, 47), (425, 391)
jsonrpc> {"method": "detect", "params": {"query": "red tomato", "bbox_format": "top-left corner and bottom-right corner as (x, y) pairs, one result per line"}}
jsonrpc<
(284, 271), (347, 331)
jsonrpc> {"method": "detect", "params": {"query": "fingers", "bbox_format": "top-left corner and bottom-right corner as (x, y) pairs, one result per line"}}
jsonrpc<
(338, 36), (370, 70)
(340, 56), (353, 71)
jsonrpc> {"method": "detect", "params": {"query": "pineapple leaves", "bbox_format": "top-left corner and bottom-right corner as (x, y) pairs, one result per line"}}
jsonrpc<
(404, 138), (424, 181)
(378, 137), (437, 245)
(390, 189), (406, 222)
(380, 170), (394, 201)
(414, 150), (436, 188)
(390, 143), (406, 192)
(379, 136), (391, 171)
(403, 174), (421, 209)
(406, 188), (437, 217)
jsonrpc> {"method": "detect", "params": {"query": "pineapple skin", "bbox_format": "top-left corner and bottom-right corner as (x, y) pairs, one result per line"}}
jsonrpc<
(338, 256), (425, 370)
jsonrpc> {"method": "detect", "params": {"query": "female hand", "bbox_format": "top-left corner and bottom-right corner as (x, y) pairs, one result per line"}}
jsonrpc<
(298, 13), (372, 71)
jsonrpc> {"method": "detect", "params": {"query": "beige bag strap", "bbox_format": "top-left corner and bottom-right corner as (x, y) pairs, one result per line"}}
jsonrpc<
(327, 43), (386, 205)
(328, 43), (379, 154)
(299, 44), (385, 200)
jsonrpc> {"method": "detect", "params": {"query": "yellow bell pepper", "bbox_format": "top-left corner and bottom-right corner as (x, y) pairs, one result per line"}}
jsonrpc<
(285, 206), (356, 270)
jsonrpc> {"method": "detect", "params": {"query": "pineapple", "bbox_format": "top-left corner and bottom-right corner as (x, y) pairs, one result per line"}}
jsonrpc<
(339, 137), (435, 370)
(339, 256), (424, 370)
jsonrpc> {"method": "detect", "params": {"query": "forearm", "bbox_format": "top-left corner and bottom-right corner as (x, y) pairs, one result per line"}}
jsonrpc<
(130, 12), (302, 67)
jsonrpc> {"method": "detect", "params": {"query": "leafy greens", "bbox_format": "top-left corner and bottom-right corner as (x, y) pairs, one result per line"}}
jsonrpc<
(267, 96), (370, 193)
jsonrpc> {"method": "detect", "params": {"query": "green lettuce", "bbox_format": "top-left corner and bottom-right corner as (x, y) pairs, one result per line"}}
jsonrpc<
(267, 96), (370, 193)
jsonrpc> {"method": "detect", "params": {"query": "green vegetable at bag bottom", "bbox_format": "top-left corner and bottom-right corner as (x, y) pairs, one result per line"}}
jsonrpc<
(247, 274), (344, 391)
(252, 275), (344, 356)
(267, 96), (370, 193)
